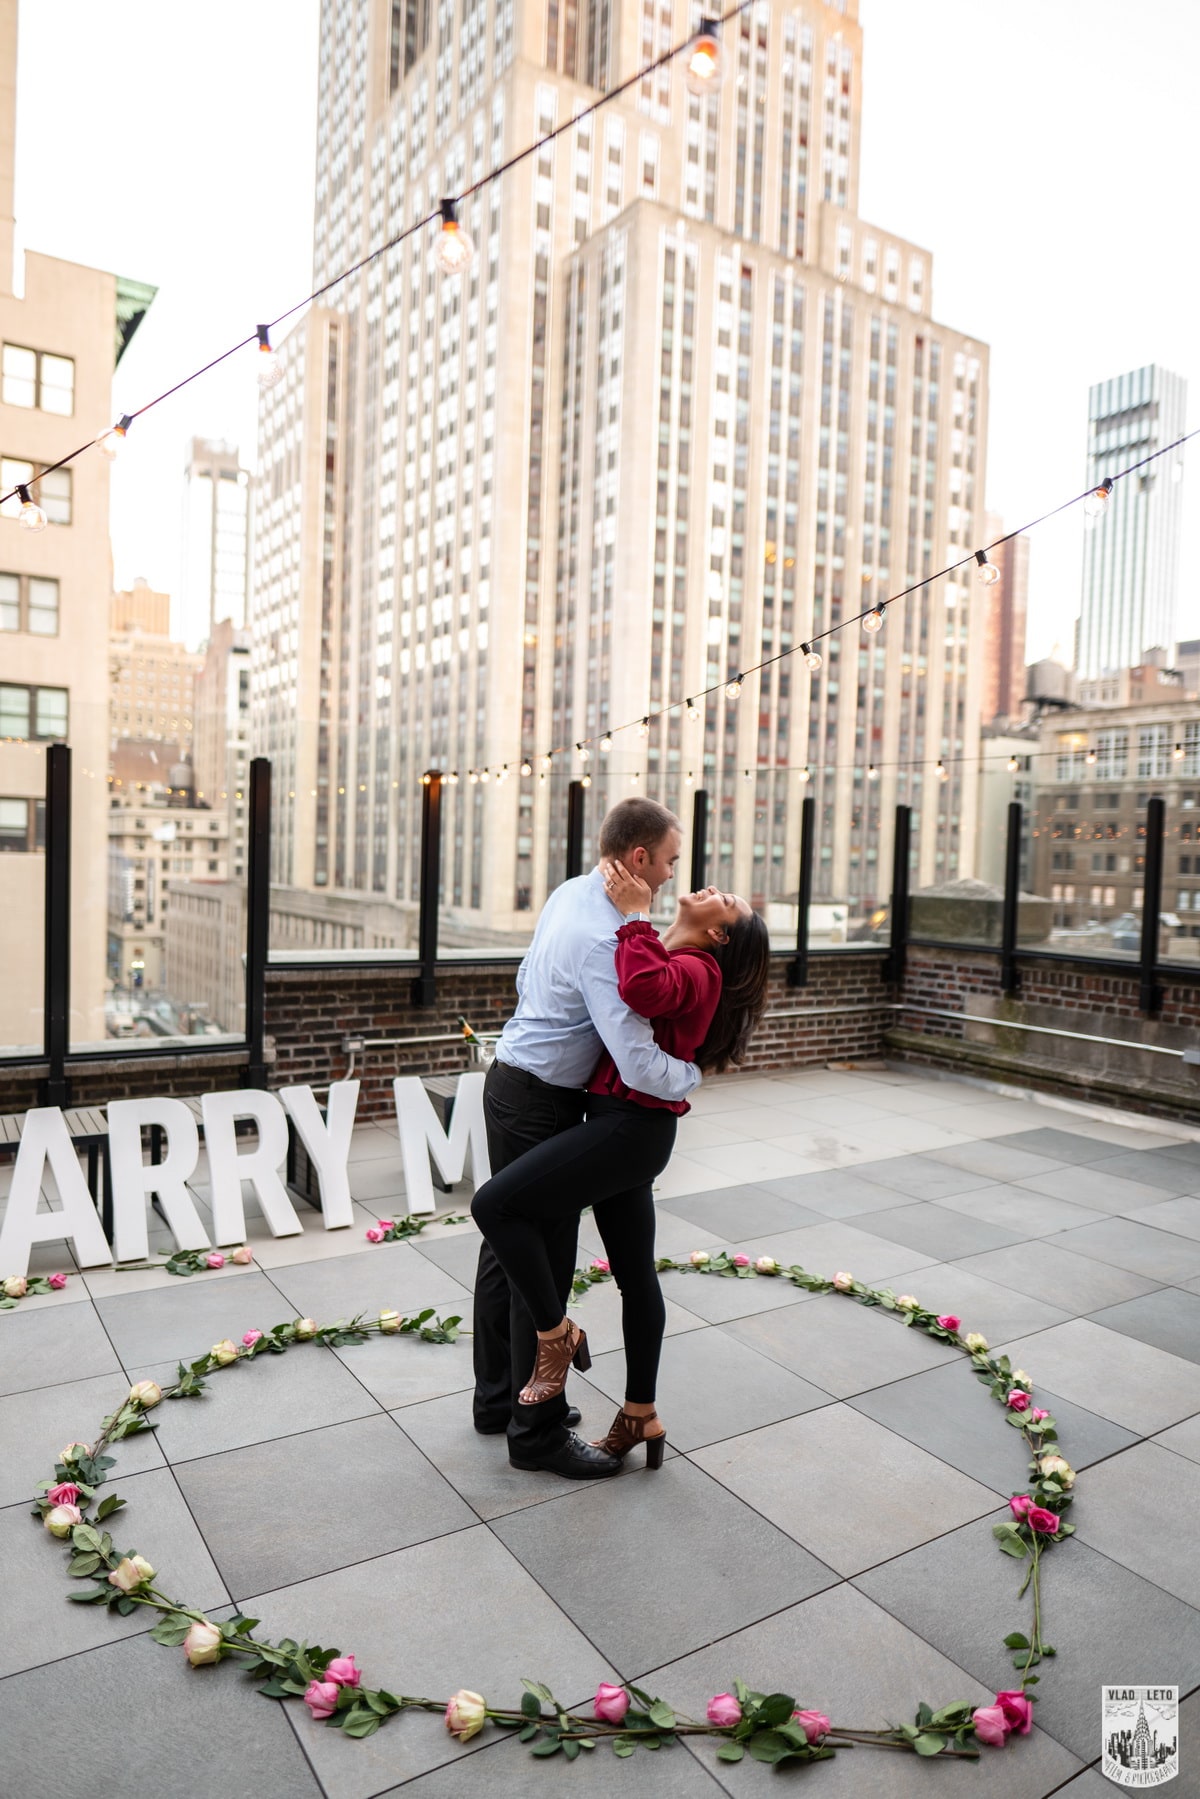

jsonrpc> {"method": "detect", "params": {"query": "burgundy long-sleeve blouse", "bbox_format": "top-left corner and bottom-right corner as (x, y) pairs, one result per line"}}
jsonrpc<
(587, 919), (721, 1114)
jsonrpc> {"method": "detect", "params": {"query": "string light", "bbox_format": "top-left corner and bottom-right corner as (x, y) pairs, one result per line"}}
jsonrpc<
(497, 764), (509, 781)
(862, 605), (885, 634)
(1173, 742), (1186, 762)
(685, 18), (722, 93)
(540, 752), (553, 770)
(519, 760), (532, 777)
(468, 770), (479, 784)
(576, 741), (590, 761)
(935, 760), (949, 781)
(580, 773), (592, 788)
(479, 767), (490, 782)
(1084, 477), (1114, 520)
(599, 734), (612, 753)
(636, 717), (650, 738)
(742, 767), (753, 781)
(420, 772), (433, 785)
(447, 770), (459, 784)
(725, 674), (743, 698)
(684, 770), (694, 785)
(867, 763), (879, 781)
(16, 485), (46, 532)
(1007, 755), (1020, 772)
(975, 549), (1001, 586)
(434, 198), (474, 276)
(630, 773), (640, 784)
(802, 643), (823, 672)
(255, 325), (283, 390)
(798, 766), (811, 784)
(685, 698), (700, 720)
(95, 415), (133, 461)
(1084, 747), (1097, 766)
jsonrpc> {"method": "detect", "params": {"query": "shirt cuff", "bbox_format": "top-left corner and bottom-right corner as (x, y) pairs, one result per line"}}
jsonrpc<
(616, 918), (655, 936)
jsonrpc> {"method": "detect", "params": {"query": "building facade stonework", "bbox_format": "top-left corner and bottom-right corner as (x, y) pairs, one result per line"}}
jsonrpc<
(254, 0), (990, 937)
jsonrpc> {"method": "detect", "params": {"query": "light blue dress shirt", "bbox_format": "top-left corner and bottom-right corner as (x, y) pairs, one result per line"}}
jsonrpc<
(496, 867), (701, 1102)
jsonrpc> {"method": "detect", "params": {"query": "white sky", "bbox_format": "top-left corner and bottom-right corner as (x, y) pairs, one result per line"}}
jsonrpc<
(13, 0), (1199, 661)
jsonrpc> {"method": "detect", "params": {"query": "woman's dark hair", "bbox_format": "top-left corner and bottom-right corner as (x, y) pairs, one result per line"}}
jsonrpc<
(694, 907), (771, 1074)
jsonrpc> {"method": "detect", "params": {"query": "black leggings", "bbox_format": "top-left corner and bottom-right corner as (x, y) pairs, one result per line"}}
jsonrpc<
(471, 1093), (677, 1404)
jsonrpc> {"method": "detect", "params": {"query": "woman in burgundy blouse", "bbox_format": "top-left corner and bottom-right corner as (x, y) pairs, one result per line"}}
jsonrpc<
(471, 860), (770, 1467)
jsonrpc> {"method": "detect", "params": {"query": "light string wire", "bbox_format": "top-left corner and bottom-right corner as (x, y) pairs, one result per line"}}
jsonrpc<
(0, 0), (754, 506)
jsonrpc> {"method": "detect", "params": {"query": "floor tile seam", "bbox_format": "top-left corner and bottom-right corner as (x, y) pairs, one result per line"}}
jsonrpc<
(220, 1511), (488, 1607)
(0, 1623), (166, 1687)
(149, 1397), (409, 1475)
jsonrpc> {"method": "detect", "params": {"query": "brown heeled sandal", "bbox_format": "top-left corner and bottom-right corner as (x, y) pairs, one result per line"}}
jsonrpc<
(592, 1408), (666, 1469)
(519, 1319), (591, 1406)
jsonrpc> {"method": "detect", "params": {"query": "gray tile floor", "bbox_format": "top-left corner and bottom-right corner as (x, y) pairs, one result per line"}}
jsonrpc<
(2, 1064), (1200, 1796)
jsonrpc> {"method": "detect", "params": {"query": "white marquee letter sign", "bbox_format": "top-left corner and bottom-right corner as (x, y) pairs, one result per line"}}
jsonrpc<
(278, 1080), (359, 1230)
(106, 1098), (208, 1265)
(392, 1072), (491, 1215)
(201, 1089), (302, 1246)
(0, 1108), (113, 1273)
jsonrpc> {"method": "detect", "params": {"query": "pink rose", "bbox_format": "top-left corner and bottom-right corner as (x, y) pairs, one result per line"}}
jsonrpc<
(593, 1682), (629, 1723)
(1030, 1408), (1049, 1423)
(832, 1271), (854, 1291)
(936, 1314), (961, 1332)
(242, 1329), (263, 1347)
(325, 1655), (361, 1688)
(230, 1246), (253, 1265)
(590, 1259), (611, 1274)
(755, 1256), (778, 1274)
(365, 1226), (385, 1243)
(376, 1220), (395, 1231)
(44, 1503), (82, 1537)
(205, 1252), (225, 1270)
(183, 1618), (223, 1665)
(793, 1709), (831, 1743)
(1009, 1495), (1034, 1521)
(972, 1704), (1010, 1747)
(732, 1254), (750, 1268)
(303, 1679), (341, 1720)
(706, 1693), (742, 1727)
(995, 1690), (1034, 1736)
(1006, 1389), (1030, 1412)
(1027, 1506), (1060, 1535)
(48, 1272), (68, 1289)
(47, 1482), (81, 1507)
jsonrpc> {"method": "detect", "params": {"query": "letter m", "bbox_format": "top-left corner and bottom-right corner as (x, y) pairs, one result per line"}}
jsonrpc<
(392, 1072), (491, 1215)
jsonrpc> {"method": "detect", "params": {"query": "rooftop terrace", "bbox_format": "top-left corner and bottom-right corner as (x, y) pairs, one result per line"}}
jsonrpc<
(3, 1063), (1199, 1796)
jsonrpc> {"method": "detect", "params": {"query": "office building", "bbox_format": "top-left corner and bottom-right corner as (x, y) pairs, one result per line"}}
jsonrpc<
(109, 606), (200, 750)
(107, 789), (230, 1000)
(254, 0), (991, 936)
(178, 437), (251, 649)
(112, 577), (170, 636)
(1076, 365), (1187, 680)
(0, 0), (153, 1051)
(192, 615), (251, 874)
(980, 512), (1029, 727)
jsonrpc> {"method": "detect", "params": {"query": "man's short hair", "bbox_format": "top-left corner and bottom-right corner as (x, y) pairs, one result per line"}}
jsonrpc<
(598, 796), (681, 860)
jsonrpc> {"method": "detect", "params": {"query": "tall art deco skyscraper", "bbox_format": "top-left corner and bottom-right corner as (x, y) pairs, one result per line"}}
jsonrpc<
(252, 0), (990, 931)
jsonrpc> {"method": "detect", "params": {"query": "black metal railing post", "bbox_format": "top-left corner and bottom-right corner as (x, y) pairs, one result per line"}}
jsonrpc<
(1139, 794), (1165, 1016)
(411, 771), (443, 1008)
(882, 803), (911, 986)
(565, 779), (585, 881)
(245, 756), (272, 1086)
(40, 742), (71, 1105)
(787, 793), (815, 988)
(1000, 799), (1023, 996)
(690, 787), (709, 892)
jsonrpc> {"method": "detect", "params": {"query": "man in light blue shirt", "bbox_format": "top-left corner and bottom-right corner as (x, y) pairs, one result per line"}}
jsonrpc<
(474, 796), (700, 1477)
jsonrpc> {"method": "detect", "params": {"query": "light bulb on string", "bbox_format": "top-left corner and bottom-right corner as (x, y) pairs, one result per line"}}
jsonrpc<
(743, 767), (753, 781)
(1173, 742), (1186, 762)
(935, 760), (949, 782)
(636, 716), (650, 738)
(538, 772), (547, 785)
(468, 770), (479, 784)
(1084, 477), (1114, 521)
(866, 763), (879, 781)
(497, 764), (509, 782)
(684, 18), (722, 94)
(599, 734), (612, 753)
(540, 751), (553, 771)
(725, 674), (743, 698)
(520, 760), (532, 777)
(1085, 747), (1097, 766)
(479, 768), (491, 783)
(16, 484), (46, 533)
(802, 642), (822, 672)
(798, 766), (811, 784)
(447, 770), (460, 784)
(434, 198), (474, 276)
(975, 549), (1001, 586)
(685, 697), (700, 720)
(255, 325), (284, 390)
(862, 605), (885, 634)
(420, 772), (433, 786)
(95, 414), (133, 461)
(684, 770), (693, 785)
(576, 741), (589, 762)
(580, 773), (592, 789)
(1007, 755), (1020, 773)
(630, 772), (640, 785)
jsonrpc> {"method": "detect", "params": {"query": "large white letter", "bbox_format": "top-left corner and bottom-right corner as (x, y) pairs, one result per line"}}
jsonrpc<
(392, 1072), (491, 1216)
(0, 1108), (113, 1274)
(201, 1090), (302, 1246)
(106, 1098), (208, 1264)
(278, 1081), (359, 1230)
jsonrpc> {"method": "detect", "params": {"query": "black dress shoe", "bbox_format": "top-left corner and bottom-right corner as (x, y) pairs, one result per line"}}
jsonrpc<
(509, 1430), (621, 1478)
(475, 1405), (581, 1436)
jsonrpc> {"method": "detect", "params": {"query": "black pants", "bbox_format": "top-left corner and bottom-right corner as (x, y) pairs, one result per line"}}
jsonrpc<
(472, 1092), (677, 1406)
(472, 1059), (586, 1456)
